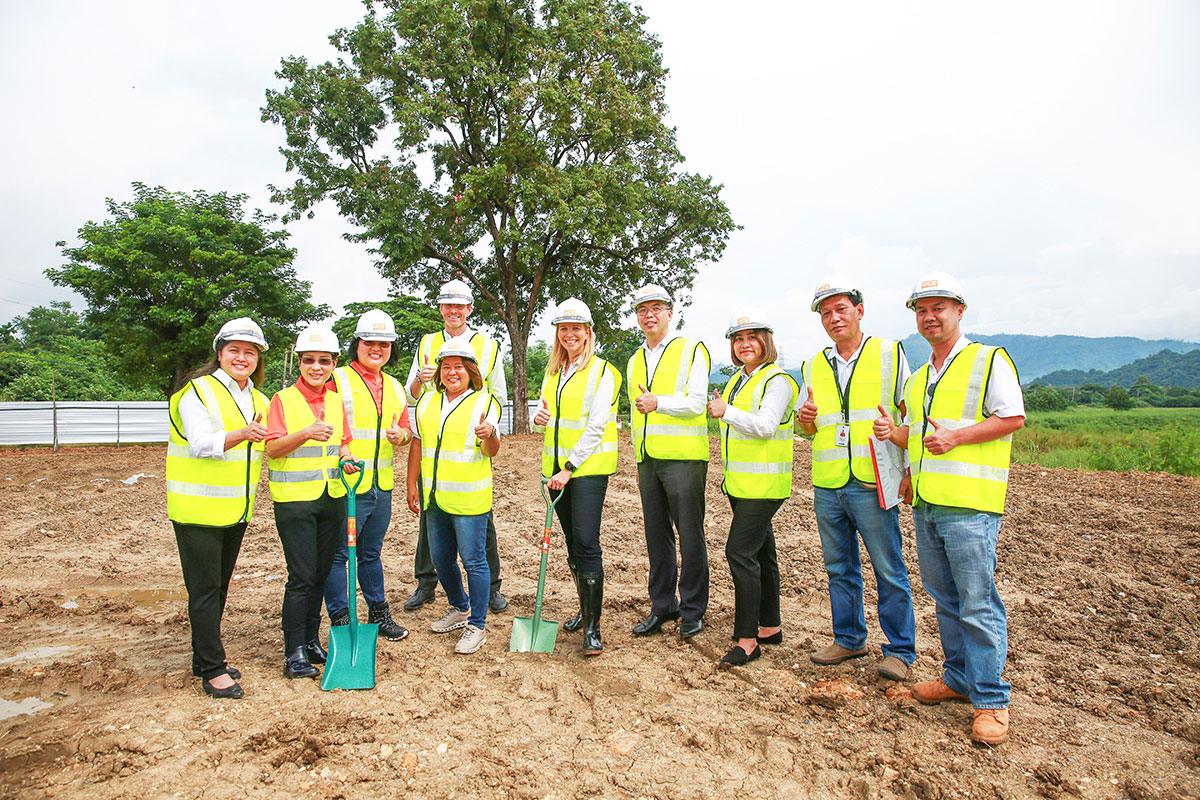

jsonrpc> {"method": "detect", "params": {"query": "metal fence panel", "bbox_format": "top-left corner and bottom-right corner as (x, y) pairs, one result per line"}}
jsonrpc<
(0, 402), (169, 446)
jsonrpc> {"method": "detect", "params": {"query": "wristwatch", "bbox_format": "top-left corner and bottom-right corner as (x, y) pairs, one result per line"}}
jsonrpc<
(564, 460), (578, 472)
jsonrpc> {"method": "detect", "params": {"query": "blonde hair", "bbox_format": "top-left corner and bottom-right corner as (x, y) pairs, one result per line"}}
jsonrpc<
(547, 324), (596, 376)
(729, 329), (778, 367)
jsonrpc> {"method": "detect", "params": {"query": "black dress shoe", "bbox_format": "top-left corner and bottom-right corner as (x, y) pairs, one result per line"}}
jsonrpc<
(284, 647), (320, 679)
(202, 677), (244, 699)
(489, 590), (509, 613)
(193, 665), (242, 680)
(757, 631), (783, 645)
(679, 618), (703, 638)
(304, 639), (328, 665)
(632, 610), (680, 636)
(403, 587), (436, 611)
(720, 644), (762, 666)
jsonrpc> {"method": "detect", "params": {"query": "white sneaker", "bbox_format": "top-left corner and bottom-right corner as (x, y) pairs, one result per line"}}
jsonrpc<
(455, 625), (486, 654)
(430, 607), (469, 633)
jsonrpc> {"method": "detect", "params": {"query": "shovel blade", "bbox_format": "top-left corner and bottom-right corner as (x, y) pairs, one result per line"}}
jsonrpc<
(509, 615), (558, 653)
(320, 622), (379, 690)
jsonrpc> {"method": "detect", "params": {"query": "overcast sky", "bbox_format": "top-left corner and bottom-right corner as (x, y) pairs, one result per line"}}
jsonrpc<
(3, 0), (1198, 368)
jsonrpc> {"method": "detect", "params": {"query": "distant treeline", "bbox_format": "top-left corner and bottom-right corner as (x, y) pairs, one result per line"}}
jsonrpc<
(1026, 375), (1200, 412)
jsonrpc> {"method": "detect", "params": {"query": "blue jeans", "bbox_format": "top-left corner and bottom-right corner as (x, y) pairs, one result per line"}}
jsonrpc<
(913, 503), (1010, 709)
(324, 486), (390, 617)
(814, 481), (916, 663)
(425, 502), (491, 629)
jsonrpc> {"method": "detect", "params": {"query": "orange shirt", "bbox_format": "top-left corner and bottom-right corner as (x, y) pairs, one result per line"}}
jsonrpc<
(264, 379), (353, 445)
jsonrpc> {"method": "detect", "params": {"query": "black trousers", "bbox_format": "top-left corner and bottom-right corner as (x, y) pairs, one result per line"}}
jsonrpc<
(173, 520), (246, 680)
(725, 496), (785, 639)
(413, 474), (502, 594)
(638, 457), (709, 620)
(550, 474), (608, 573)
(274, 490), (343, 652)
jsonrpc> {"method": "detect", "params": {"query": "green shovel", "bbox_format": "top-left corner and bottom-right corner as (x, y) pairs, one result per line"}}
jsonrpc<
(321, 459), (378, 691)
(510, 479), (564, 653)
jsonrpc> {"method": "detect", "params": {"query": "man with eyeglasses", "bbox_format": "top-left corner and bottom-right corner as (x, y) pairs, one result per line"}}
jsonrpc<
(402, 279), (509, 614)
(625, 284), (711, 639)
(874, 271), (1024, 746)
(797, 276), (916, 683)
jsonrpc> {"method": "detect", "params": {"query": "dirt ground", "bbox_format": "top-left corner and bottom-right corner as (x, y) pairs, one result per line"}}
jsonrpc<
(1, 434), (1198, 799)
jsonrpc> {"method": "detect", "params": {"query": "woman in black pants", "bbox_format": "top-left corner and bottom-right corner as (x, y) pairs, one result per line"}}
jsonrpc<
(533, 298), (622, 656)
(166, 318), (271, 699)
(707, 308), (799, 666)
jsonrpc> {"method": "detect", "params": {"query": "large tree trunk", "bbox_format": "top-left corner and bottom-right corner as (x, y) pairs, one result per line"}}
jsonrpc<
(507, 326), (529, 434)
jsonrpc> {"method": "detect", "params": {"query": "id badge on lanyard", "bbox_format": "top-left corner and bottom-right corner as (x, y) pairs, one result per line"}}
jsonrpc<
(834, 423), (850, 447)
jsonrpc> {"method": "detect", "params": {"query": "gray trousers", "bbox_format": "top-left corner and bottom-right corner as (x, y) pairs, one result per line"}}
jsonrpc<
(638, 457), (709, 620)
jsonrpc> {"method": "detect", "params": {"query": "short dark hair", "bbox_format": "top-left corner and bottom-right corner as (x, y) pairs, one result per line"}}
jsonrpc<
(349, 337), (400, 367)
(434, 357), (484, 393)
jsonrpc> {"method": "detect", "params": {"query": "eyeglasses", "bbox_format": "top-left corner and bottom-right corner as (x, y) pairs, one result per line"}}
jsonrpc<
(636, 304), (670, 318)
(299, 355), (334, 366)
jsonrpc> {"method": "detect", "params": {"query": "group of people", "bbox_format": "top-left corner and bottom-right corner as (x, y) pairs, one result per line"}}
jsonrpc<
(165, 270), (1023, 747)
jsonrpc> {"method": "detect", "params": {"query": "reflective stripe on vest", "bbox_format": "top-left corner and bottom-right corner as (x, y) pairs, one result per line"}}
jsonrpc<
(416, 389), (494, 515)
(719, 363), (799, 499)
(541, 357), (622, 477)
(906, 343), (1015, 514)
(166, 375), (267, 526)
(806, 338), (902, 488)
(333, 367), (407, 493)
(268, 385), (347, 502)
(627, 337), (710, 463)
(417, 331), (501, 397)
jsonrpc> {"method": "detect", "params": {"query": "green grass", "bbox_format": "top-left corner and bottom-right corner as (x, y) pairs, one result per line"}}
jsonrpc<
(1013, 406), (1200, 476)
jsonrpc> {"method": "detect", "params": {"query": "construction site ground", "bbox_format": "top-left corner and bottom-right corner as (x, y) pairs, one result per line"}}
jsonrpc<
(1, 434), (1198, 799)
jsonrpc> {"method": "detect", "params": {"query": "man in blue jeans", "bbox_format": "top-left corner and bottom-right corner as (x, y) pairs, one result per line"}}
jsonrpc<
(874, 271), (1025, 745)
(797, 276), (916, 682)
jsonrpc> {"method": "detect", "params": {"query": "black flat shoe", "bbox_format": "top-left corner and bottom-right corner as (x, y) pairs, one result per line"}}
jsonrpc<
(679, 618), (703, 638)
(194, 665), (241, 680)
(202, 678), (244, 699)
(632, 610), (680, 636)
(720, 644), (761, 666)
(757, 631), (783, 645)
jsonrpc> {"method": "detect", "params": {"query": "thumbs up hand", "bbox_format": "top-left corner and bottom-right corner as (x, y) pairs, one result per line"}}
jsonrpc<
(386, 411), (409, 446)
(533, 398), (551, 426)
(921, 417), (957, 455)
(474, 412), (495, 442)
(707, 389), (727, 419)
(634, 382), (658, 414)
(308, 407), (334, 442)
(240, 411), (268, 443)
(873, 404), (895, 441)
(798, 387), (818, 426)
(418, 353), (437, 385)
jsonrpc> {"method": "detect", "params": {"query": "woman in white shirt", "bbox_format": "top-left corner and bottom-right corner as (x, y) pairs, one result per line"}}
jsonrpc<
(533, 298), (623, 656)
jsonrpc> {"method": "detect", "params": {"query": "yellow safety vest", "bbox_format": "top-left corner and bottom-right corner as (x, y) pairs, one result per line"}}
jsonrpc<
(541, 357), (622, 478)
(166, 374), (267, 526)
(806, 337), (903, 488)
(719, 363), (799, 500)
(416, 389), (497, 515)
(332, 366), (407, 493)
(906, 343), (1017, 514)
(627, 337), (710, 463)
(267, 385), (347, 502)
(416, 330), (501, 397)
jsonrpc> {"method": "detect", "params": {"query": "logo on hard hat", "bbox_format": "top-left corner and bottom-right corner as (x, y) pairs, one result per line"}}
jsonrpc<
(817, 283), (830, 292)
(737, 316), (750, 325)
(372, 322), (386, 331)
(309, 334), (321, 341)
(921, 279), (938, 289)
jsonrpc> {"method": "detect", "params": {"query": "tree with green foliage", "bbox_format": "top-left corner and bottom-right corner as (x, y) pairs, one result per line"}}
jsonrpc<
(331, 296), (444, 369)
(595, 326), (643, 418)
(1025, 383), (1069, 413)
(1103, 385), (1135, 411)
(504, 340), (551, 403)
(262, 0), (736, 430)
(46, 183), (330, 396)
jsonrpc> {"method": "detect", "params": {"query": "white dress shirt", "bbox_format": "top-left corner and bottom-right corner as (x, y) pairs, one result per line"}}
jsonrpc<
(721, 363), (794, 438)
(177, 368), (256, 458)
(903, 335), (1025, 424)
(639, 336), (708, 417)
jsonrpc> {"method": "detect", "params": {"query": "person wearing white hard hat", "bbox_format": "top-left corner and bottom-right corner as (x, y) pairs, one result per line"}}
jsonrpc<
(404, 337), (502, 655)
(707, 308), (799, 666)
(797, 277), (916, 682)
(264, 325), (358, 680)
(166, 317), (271, 699)
(533, 297), (622, 656)
(403, 278), (509, 613)
(625, 284), (711, 639)
(873, 271), (1024, 745)
(323, 309), (413, 644)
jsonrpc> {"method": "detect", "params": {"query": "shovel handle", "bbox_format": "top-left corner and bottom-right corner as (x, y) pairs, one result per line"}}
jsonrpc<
(540, 478), (564, 553)
(340, 459), (366, 495)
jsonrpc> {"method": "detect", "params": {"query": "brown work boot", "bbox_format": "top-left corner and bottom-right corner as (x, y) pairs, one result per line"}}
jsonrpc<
(911, 677), (968, 705)
(876, 656), (908, 682)
(971, 708), (1009, 745)
(809, 643), (869, 665)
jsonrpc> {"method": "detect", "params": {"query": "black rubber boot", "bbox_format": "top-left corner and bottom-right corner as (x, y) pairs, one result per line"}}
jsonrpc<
(562, 559), (583, 632)
(284, 647), (319, 679)
(580, 572), (603, 656)
(368, 602), (410, 641)
(304, 639), (328, 665)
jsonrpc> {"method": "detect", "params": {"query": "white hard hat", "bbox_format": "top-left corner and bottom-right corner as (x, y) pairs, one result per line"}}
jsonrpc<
(810, 275), (863, 312)
(435, 336), (478, 364)
(293, 325), (340, 354)
(213, 317), (268, 352)
(437, 279), (474, 305)
(551, 297), (593, 325)
(354, 309), (397, 342)
(906, 271), (967, 309)
(725, 307), (773, 338)
(632, 283), (672, 309)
